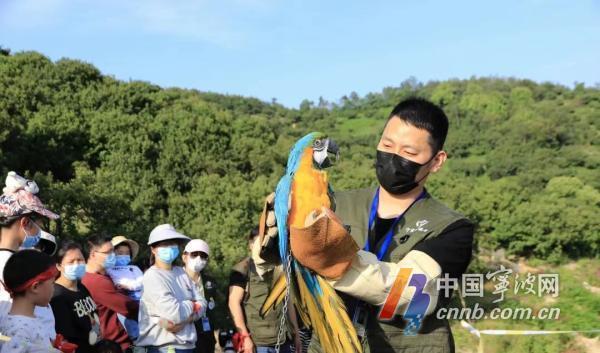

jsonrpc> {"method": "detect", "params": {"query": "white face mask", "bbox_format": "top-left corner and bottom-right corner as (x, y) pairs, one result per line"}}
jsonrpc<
(187, 256), (207, 273)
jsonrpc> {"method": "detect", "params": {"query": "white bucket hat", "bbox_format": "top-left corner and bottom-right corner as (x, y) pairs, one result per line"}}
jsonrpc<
(148, 224), (190, 246)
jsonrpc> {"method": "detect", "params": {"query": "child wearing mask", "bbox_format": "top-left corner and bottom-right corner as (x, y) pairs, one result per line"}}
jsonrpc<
(0, 172), (60, 348)
(82, 235), (139, 353)
(136, 224), (207, 353)
(182, 239), (217, 353)
(106, 236), (144, 341)
(31, 230), (60, 340)
(51, 241), (101, 353)
(0, 250), (61, 353)
(0, 172), (60, 305)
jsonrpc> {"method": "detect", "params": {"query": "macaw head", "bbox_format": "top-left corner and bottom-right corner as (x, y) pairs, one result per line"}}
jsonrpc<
(310, 132), (340, 169)
(286, 132), (340, 174)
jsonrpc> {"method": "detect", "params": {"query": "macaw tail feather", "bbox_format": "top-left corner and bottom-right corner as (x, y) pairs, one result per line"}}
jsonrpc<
(295, 267), (336, 352)
(295, 265), (363, 353)
(260, 273), (287, 318)
(316, 276), (362, 353)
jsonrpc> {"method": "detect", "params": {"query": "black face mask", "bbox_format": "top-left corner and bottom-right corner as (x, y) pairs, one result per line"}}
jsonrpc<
(375, 150), (435, 195)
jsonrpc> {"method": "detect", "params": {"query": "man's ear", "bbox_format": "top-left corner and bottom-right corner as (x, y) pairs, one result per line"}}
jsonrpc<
(430, 151), (447, 173)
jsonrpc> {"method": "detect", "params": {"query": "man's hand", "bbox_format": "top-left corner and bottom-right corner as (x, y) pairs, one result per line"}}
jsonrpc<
(241, 335), (255, 353)
(255, 193), (359, 279)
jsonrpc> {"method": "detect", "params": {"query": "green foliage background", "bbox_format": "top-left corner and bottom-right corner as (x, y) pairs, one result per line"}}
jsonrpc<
(1, 50), (598, 334)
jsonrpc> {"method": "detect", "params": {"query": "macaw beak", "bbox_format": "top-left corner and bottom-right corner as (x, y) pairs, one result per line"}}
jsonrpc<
(327, 139), (340, 162)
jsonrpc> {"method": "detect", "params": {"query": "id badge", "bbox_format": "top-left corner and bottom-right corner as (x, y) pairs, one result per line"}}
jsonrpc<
(352, 302), (368, 338)
(202, 316), (211, 332)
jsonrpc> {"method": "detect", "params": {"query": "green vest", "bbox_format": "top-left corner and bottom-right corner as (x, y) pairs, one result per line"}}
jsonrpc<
(232, 258), (281, 346)
(333, 187), (470, 353)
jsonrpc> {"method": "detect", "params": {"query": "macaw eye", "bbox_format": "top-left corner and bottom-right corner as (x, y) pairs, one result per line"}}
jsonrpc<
(313, 139), (323, 149)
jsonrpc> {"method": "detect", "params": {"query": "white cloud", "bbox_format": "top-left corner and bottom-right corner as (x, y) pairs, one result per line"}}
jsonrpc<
(0, 0), (69, 30)
(0, 0), (279, 47)
(126, 0), (244, 46)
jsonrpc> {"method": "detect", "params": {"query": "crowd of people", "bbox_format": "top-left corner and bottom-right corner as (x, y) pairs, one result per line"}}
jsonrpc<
(0, 172), (294, 353)
(1, 98), (476, 353)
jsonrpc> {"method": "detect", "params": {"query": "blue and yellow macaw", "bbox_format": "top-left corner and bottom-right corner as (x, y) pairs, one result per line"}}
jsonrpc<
(260, 132), (362, 353)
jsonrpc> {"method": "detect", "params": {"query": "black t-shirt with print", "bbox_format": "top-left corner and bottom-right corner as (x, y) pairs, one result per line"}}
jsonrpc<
(371, 216), (474, 280)
(50, 282), (101, 353)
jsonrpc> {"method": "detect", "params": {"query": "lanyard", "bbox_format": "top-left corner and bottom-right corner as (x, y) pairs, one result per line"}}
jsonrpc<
(363, 188), (427, 260)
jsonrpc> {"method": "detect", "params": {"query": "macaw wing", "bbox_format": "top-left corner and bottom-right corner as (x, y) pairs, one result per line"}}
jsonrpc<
(274, 174), (292, 262)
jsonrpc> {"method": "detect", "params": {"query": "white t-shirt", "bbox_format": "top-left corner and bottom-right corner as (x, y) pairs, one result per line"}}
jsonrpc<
(0, 314), (59, 353)
(0, 249), (57, 343)
(106, 265), (144, 300)
(34, 306), (56, 341)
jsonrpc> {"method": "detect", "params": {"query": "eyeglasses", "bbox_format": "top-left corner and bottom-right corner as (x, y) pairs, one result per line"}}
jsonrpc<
(95, 250), (115, 256)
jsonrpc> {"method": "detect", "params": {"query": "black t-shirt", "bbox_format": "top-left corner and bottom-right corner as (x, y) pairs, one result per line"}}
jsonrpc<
(412, 219), (474, 280)
(369, 216), (396, 249)
(370, 216), (474, 280)
(50, 282), (101, 353)
(229, 270), (248, 289)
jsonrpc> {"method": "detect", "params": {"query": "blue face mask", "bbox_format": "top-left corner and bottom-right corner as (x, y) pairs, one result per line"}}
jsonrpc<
(21, 221), (42, 249)
(64, 263), (86, 281)
(103, 252), (116, 269)
(156, 246), (179, 264)
(115, 255), (131, 267)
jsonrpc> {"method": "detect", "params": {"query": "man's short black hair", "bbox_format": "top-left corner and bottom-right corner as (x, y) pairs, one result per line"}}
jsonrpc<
(387, 97), (449, 153)
(87, 234), (113, 253)
(3, 249), (55, 297)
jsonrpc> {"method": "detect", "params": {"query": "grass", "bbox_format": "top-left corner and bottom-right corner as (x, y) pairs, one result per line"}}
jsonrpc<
(451, 258), (600, 353)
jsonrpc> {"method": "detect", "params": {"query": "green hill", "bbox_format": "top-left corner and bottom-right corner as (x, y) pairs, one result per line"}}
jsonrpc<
(1, 50), (598, 348)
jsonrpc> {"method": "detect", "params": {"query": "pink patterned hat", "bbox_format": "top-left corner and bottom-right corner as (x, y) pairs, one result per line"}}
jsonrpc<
(0, 172), (59, 223)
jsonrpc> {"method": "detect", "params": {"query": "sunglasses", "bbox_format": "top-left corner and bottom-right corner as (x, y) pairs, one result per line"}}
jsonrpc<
(187, 251), (208, 259)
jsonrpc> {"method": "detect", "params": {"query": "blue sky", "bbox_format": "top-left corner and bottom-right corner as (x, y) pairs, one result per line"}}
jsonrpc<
(1, 0), (599, 107)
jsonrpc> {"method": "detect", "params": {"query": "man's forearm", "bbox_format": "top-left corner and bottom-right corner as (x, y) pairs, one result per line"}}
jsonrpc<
(329, 249), (441, 315)
(228, 300), (249, 333)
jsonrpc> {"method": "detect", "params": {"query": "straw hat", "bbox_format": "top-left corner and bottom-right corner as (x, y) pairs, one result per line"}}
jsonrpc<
(111, 235), (140, 260)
